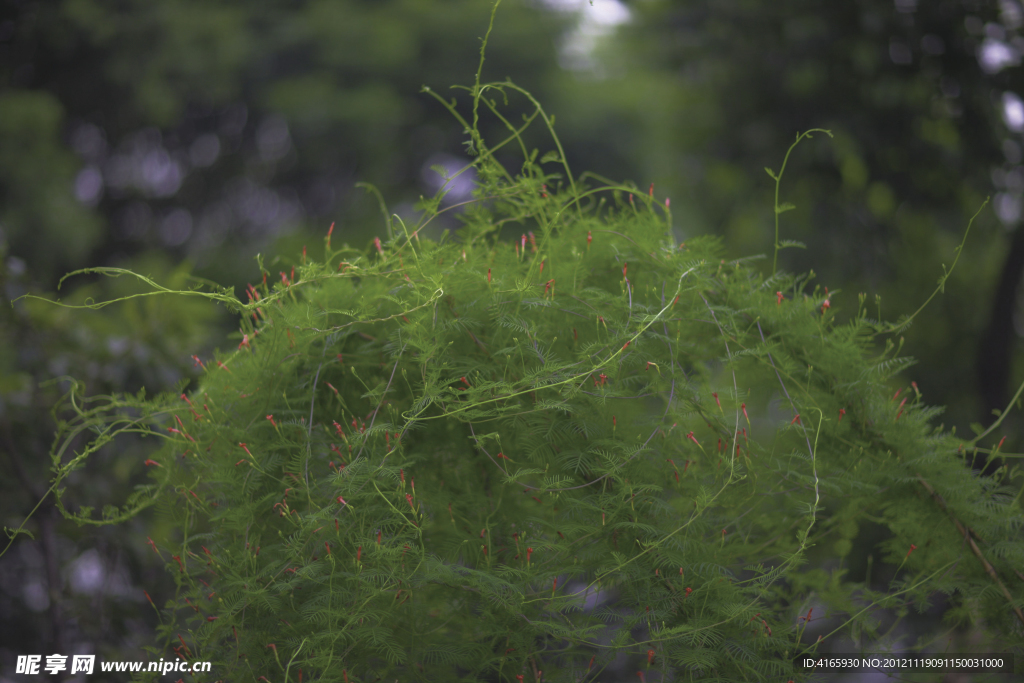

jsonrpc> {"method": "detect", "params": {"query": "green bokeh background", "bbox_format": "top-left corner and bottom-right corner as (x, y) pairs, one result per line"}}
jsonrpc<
(2, 0), (1022, 679)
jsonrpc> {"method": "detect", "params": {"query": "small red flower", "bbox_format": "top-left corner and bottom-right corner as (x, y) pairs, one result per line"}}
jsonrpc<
(336, 496), (347, 505)
(906, 544), (917, 559)
(821, 299), (830, 314)
(266, 414), (277, 428)
(144, 459), (162, 467)
(648, 182), (654, 197)
(406, 493), (415, 510)
(776, 291), (783, 306)
(587, 231), (592, 248)
(838, 408), (846, 423)
(997, 436), (1007, 450)
(374, 236), (383, 255)
(686, 431), (700, 446)
(487, 268), (491, 284)
(790, 414), (801, 425)
(712, 392), (722, 411)
(741, 403), (749, 425)
(647, 649), (655, 664)
(326, 221), (334, 248)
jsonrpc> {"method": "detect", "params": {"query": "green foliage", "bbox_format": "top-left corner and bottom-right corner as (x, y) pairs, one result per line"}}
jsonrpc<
(30, 18), (1024, 682)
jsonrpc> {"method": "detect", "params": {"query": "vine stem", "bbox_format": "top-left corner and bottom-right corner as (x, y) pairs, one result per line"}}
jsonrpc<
(968, 372), (1024, 447)
(916, 475), (1024, 627)
(768, 129), (833, 275)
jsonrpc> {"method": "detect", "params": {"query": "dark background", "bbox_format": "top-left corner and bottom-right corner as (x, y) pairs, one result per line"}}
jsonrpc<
(2, 0), (1022, 679)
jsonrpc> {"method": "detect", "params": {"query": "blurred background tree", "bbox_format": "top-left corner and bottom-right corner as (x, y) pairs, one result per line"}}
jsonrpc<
(2, 0), (1022, 679)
